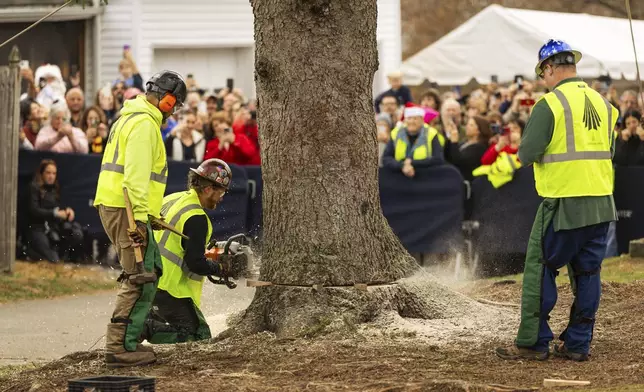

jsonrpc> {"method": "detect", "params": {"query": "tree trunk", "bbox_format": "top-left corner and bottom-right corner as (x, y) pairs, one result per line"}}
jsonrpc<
(232, 0), (483, 337)
(0, 46), (21, 274)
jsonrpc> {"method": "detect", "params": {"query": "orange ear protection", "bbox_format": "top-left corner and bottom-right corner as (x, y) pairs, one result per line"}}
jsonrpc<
(158, 93), (176, 113)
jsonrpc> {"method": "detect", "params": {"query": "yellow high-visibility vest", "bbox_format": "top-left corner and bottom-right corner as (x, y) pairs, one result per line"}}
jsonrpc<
(390, 124), (442, 162)
(93, 96), (167, 222)
(156, 189), (212, 308)
(534, 80), (617, 197)
(472, 152), (522, 188)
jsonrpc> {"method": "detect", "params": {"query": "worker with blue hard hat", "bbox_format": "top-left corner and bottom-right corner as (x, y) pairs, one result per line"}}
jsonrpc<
(496, 39), (618, 362)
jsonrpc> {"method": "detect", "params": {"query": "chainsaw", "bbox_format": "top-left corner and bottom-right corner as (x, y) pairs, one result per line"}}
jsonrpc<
(204, 233), (254, 289)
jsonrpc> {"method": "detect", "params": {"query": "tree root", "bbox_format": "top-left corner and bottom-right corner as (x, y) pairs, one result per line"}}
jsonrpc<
(222, 270), (514, 339)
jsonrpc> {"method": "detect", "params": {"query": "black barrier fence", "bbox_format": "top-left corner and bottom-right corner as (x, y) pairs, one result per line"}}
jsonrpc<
(614, 166), (644, 254)
(379, 165), (464, 254)
(16, 150), (644, 267)
(17, 151), (251, 245)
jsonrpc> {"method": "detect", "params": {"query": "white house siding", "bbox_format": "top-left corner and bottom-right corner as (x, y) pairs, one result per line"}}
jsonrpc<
(99, 0), (401, 98)
(83, 17), (95, 101)
(375, 0), (402, 95)
(97, 0), (135, 89)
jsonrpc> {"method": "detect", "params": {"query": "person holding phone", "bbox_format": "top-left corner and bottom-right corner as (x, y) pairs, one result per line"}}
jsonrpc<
(480, 120), (524, 165)
(203, 118), (258, 165)
(81, 106), (109, 154)
(503, 80), (537, 124)
(614, 109), (644, 166)
(167, 112), (206, 162)
(114, 45), (144, 91)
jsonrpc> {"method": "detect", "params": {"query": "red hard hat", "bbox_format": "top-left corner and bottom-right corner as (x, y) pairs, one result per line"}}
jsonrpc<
(190, 159), (232, 189)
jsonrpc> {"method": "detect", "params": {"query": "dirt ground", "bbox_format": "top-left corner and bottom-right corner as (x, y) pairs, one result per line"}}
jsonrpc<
(2, 275), (644, 392)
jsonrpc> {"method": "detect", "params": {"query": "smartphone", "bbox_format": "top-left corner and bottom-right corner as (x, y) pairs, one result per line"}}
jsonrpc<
(91, 118), (100, 127)
(19, 60), (29, 70)
(514, 75), (524, 90)
(491, 124), (510, 135)
(226, 78), (234, 91)
(123, 44), (131, 51)
(491, 75), (498, 84)
(224, 127), (232, 133)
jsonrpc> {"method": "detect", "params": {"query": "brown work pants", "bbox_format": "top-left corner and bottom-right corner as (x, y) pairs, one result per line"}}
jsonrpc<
(98, 205), (146, 354)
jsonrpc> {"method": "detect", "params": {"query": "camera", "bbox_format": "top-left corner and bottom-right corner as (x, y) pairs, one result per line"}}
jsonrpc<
(491, 123), (509, 136)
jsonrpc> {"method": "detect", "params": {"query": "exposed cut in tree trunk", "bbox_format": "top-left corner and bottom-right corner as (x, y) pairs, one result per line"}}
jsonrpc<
(229, 0), (494, 338)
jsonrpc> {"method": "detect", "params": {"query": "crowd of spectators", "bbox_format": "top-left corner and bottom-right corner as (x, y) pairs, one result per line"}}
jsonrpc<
(375, 70), (644, 180)
(13, 47), (644, 264)
(16, 47), (260, 264)
(17, 48), (260, 167)
(374, 71), (644, 262)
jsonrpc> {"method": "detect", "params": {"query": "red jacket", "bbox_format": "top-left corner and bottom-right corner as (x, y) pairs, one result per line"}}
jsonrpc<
(232, 121), (260, 165)
(203, 132), (259, 166)
(481, 144), (519, 165)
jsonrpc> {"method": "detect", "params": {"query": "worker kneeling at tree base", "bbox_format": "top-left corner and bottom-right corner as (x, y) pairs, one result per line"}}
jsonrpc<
(141, 159), (247, 344)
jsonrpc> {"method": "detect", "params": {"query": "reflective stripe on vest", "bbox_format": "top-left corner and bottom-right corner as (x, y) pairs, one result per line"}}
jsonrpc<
(541, 90), (613, 164)
(534, 81), (615, 198)
(157, 203), (203, 282)
(392, 125), (433, 161)
(100, 112), (168, 184)
(505, 153), (518, 172)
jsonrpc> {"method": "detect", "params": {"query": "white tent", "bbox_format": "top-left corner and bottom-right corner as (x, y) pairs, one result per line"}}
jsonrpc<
(401, 4), (644, 86)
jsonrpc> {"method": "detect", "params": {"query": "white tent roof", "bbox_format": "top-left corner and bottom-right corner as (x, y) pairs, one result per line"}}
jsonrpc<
(401, 4), (644, 86)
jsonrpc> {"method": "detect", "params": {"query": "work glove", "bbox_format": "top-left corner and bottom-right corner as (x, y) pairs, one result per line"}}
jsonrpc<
(215, 253), (248, 279)
(148, 214), (165, 231)
(127, 220), (148, 247)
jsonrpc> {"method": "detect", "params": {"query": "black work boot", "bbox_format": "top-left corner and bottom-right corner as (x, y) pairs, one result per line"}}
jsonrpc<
(495, 345), (549, 361)
(553, 343), (589, 362)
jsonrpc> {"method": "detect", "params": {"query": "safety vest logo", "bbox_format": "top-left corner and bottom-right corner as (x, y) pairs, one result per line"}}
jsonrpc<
(583, 94), (602, 131)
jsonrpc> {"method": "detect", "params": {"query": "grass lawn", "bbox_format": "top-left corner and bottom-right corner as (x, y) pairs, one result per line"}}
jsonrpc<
(489, 255), (644, 285)
(0, 261), (117, 303)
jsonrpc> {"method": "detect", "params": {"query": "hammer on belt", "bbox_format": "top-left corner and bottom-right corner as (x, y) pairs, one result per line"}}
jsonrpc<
(123, 187), (156, 283)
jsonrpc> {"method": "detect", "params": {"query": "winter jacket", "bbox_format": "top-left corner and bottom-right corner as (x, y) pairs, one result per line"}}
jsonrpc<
(232, 121), (261, 165)
(29, 183), (61, 231)
(481, 143), (519, 165)
(614, 136), (644, 166)
(203, 133), (259, 165)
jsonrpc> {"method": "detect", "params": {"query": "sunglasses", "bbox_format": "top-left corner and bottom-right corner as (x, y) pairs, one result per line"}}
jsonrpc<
(537, 63), (552, 79)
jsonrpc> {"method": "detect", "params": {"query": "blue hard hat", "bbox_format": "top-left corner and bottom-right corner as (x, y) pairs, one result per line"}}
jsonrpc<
(535, 39), (582, 76)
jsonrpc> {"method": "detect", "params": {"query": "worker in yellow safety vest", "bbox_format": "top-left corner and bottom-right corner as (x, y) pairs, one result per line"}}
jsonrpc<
(94, 70), (187, 368)
(496, 39), (618, 362)
(381, 106), (445, 178)
(141, 159), (247, 344)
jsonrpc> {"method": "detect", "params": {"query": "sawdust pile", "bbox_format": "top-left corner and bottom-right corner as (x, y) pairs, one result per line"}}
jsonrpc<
(360, 269), (518, 346)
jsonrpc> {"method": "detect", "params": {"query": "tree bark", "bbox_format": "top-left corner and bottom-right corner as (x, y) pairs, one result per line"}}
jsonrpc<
(0, 46), (21, 274)
(254, 0), (413, 287)
(232, 0), (482, 337)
